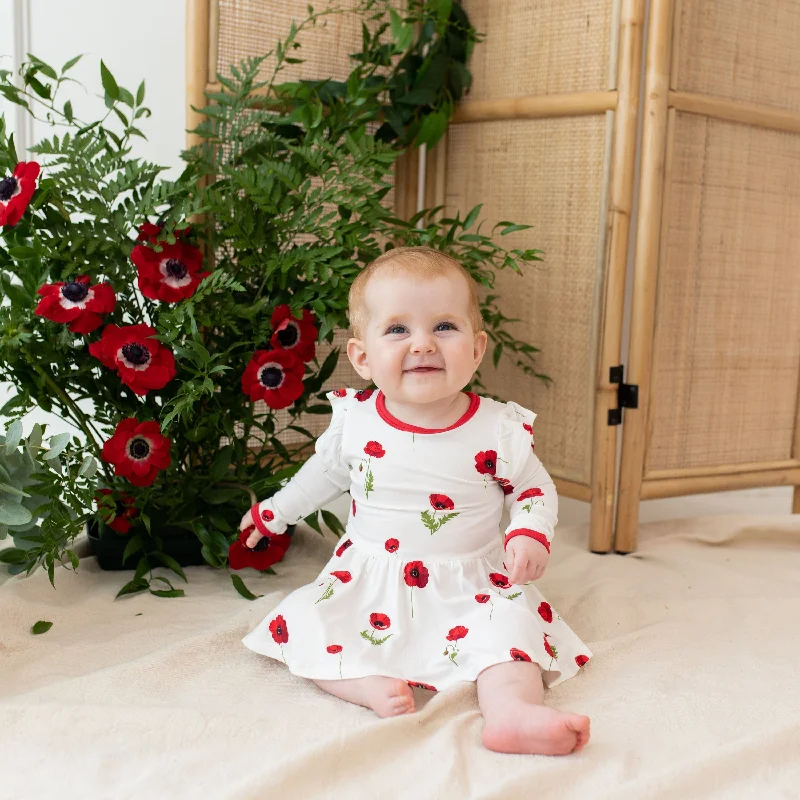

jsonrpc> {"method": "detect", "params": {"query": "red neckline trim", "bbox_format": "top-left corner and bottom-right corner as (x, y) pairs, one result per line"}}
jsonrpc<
(375, 391), (480, 434)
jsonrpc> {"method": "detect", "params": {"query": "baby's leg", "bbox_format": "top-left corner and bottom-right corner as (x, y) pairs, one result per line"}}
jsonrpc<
(311, 676), (416, 718)
(477, 661), (590, 755)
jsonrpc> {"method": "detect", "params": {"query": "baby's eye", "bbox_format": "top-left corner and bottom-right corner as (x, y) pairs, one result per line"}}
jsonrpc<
(435, 322), (457, 331)
(386, 324), (406, 335)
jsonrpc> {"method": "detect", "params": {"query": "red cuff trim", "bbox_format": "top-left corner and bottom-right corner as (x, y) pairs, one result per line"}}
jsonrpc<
(504, 529), (550, 553)
(250, 502), (276, 537)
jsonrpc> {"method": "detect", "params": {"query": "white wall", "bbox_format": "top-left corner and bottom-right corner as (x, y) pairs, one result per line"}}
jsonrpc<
(0, 0), (185, 442)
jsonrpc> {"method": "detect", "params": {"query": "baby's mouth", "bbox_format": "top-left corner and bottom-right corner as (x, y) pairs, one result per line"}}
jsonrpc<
(406, 367), (443, 373)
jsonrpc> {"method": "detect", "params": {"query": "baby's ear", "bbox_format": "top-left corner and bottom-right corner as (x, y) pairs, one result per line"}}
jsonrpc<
(346, 337), (371, 380)
(473, 330), (488, 365)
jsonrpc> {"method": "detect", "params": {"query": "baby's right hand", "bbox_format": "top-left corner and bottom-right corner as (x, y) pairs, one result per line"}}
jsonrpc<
(239, 509), (263, 550)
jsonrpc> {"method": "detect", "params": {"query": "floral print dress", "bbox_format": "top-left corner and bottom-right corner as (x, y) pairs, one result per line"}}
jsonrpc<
(241, 388), (592, 692)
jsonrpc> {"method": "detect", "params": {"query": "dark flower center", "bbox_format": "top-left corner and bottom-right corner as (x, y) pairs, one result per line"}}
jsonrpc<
(128, 437), (150, 460)
(275, 624), (284, 636)
(484, 459), (494, 469)
(121, 342), (151, 366)
(165, 258), (188, 279)
(61, 281), (89, 302)
(410, 568), (419, 578)
(253, 537), (270, 552)
(0, 177), (19, 202)
(276, 323), (299, 348)
(259, 365), (283, 388)
(433, 502), (446, 509)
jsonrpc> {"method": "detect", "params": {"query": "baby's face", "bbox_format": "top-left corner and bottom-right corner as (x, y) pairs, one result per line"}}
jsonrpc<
(346, 271), (488, 406)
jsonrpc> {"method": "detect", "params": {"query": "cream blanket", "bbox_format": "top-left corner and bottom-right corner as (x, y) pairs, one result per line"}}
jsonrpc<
(2, 513), (799, 799)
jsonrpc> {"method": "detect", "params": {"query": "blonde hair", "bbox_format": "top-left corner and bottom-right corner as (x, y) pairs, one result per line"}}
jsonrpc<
(348, 246), (484, 339)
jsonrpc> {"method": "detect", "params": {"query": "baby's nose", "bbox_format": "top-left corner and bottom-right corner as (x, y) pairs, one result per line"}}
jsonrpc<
(410, 333), (436, 353)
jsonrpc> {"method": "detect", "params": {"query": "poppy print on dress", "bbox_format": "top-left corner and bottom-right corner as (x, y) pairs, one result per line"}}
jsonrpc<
(327, 644), (344, 677)
(543, 633), (558, 668)
(269, 615), (289, 662)
(385, 538), (399, 553)
(361, 441), (385, 498)
(510, 647), (532, 663)
(516, 487), (545, 512)
(315, 570), (352, 604)
(443, 625), (468, 666)
(407, 681), (437, 691)
(575, 655), (590, 668)
(355, 389), (374, 402)
(421, 494), (459, 534)
(361, 612), (393, 645)
(475, 592), (496, 621)
(488, 572), (522, 600)
(538, 602), (553, 623)
(335, 538), (352, 557)
(493, 477), (515, 496)
(403, 560), (429, 618)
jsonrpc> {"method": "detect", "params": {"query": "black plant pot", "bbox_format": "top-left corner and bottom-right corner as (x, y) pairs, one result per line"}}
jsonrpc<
(86, 519), (296, 571)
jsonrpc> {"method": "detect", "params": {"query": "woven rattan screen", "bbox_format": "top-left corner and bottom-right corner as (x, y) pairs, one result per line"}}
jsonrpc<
(431, 0), (617, 487)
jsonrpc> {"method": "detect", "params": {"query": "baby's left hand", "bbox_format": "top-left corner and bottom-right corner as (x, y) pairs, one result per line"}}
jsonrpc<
(505, 536), (550, 585)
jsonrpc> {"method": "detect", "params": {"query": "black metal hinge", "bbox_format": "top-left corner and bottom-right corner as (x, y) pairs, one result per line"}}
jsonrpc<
(608, 365), (638, 426)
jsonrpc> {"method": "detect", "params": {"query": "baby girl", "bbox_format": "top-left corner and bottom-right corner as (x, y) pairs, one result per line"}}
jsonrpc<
(239, 246), (592, 756)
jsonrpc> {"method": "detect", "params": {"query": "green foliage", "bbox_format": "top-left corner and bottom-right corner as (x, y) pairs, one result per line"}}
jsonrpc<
(0, 1), (548, 597)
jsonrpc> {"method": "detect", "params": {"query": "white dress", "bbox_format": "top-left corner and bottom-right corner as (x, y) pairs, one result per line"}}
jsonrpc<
(241, 387), (593, 692)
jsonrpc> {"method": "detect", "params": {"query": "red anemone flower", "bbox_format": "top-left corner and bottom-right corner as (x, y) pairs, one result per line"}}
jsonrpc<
(102, 418), (172, 487)
(94, 488), (139, 534)
(135, 221), (192, 244)
(228, 529), (291, 571)
(89, 323), (176, 396)
(35, 275), (116, 333)
(269, 305), (318, 363)
(131, 239), (210, 303)
(241, 347), (305, 409)
(0, 161), (40, 226)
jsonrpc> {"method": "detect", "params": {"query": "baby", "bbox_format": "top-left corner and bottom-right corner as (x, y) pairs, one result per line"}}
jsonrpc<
(239, 246), (592, 756)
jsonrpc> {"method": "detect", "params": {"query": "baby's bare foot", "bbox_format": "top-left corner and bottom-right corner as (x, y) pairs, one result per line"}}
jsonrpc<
(361, 676), (416, 718)
(482, 703), (590, 755)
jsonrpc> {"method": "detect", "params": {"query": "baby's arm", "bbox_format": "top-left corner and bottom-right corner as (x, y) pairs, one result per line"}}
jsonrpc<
(502, 451), (558, 584)
(240, 452), (349, 548)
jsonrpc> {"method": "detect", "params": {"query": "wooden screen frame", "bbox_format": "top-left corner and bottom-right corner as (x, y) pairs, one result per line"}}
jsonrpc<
(614, 0), (800, 552)
(423, 0), (646, 553)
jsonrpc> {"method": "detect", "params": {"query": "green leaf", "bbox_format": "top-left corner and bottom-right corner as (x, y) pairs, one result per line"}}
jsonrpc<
(0, 503), (32, 526)
(149, 588), (185, 598)
(5, 419), (23, 451)
(463, 204), (483, 231)
(63, 100), (73, 122)
(0, 482), (29, 498)
(153, 551), (188, 583)
(121, 534), (143, 566)
(115, 579), (149, 598)
(100, 60), (119, 101)
(231, 572), (262, 600)
(209, 444), (234, 482)
(136, 80), (145, 105)
(320, 509), (345, 536)
(43, 432), (70, 461)
(31, 620), (53, 634)
(0, 547), (28, 564)
(61, 54), (83, 72)
(78, 455), (97, 478)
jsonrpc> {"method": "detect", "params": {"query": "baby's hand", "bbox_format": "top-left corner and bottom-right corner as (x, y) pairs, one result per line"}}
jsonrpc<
(239, 509), (263, 549)
(505, 536), (550, 585)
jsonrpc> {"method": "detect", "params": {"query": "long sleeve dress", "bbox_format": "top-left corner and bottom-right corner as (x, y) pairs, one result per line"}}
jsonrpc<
(241, 387), (593, 692)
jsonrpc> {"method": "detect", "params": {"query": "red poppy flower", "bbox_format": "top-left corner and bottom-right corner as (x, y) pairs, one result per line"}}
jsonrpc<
(335, 538), (352, 557)
(327, 645), (343, 654)
(330, 570), (352, 583)
(522, 423), (533, 435)
(369, 612), (391, 630)
(446, 625), (468, 642)
(355, 389), (374, 402)
(102, 417), (172, 487)
(241, 348), (305, 409)
(575, 655), (590, 668)
(364, 441), (385, 458)
(269, 615), (289, 644)
(474, 450), (497, 476)
(538, 602), (553, 623)
(269, 304), (317, 363)
(493, 478), (515, 495)
(89, 323), (176, 396)
(0, 161), (39, 227)
(332, 388), (348, 397)
(35, 275), (116, 334)
(510, 647), (532, 662)
(543, 635), (556, 658)
(517, 487), (544, 502)
(135, 221), (191, 244)
(429, 494), (454, 511)
(94, 488), (138, 534)
(385, 538), (399, 553)
(403, 560), (429, 588)
(228, 528), (291, 571)
(352, 499), (356, 517)
(131, 239), (210, 303)
(489, 572), (511, 589)
(407, 681), (437, 691)
(475, 593), (490, 604)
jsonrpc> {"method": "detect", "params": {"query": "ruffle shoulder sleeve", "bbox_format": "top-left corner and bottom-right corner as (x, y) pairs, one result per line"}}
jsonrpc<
(495, 400), (537, 487)
(313, 387), (354, 491)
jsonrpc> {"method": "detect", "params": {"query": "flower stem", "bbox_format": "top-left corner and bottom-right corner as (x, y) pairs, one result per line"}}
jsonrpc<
(27, 357), (114, 484)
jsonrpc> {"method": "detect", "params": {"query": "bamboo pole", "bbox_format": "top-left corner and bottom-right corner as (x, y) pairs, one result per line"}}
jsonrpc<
(588, 0), (645, 553)
(614, 0), (675, 553)
(641, 467), (800, 499)
(186, 0), (210, 151)
(207, 0), (219, 84)
(646, 459), (800, 480)
(553, 477), (593, 503)
(450, 91), (617, 125)
(670, 91), (800, 134)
